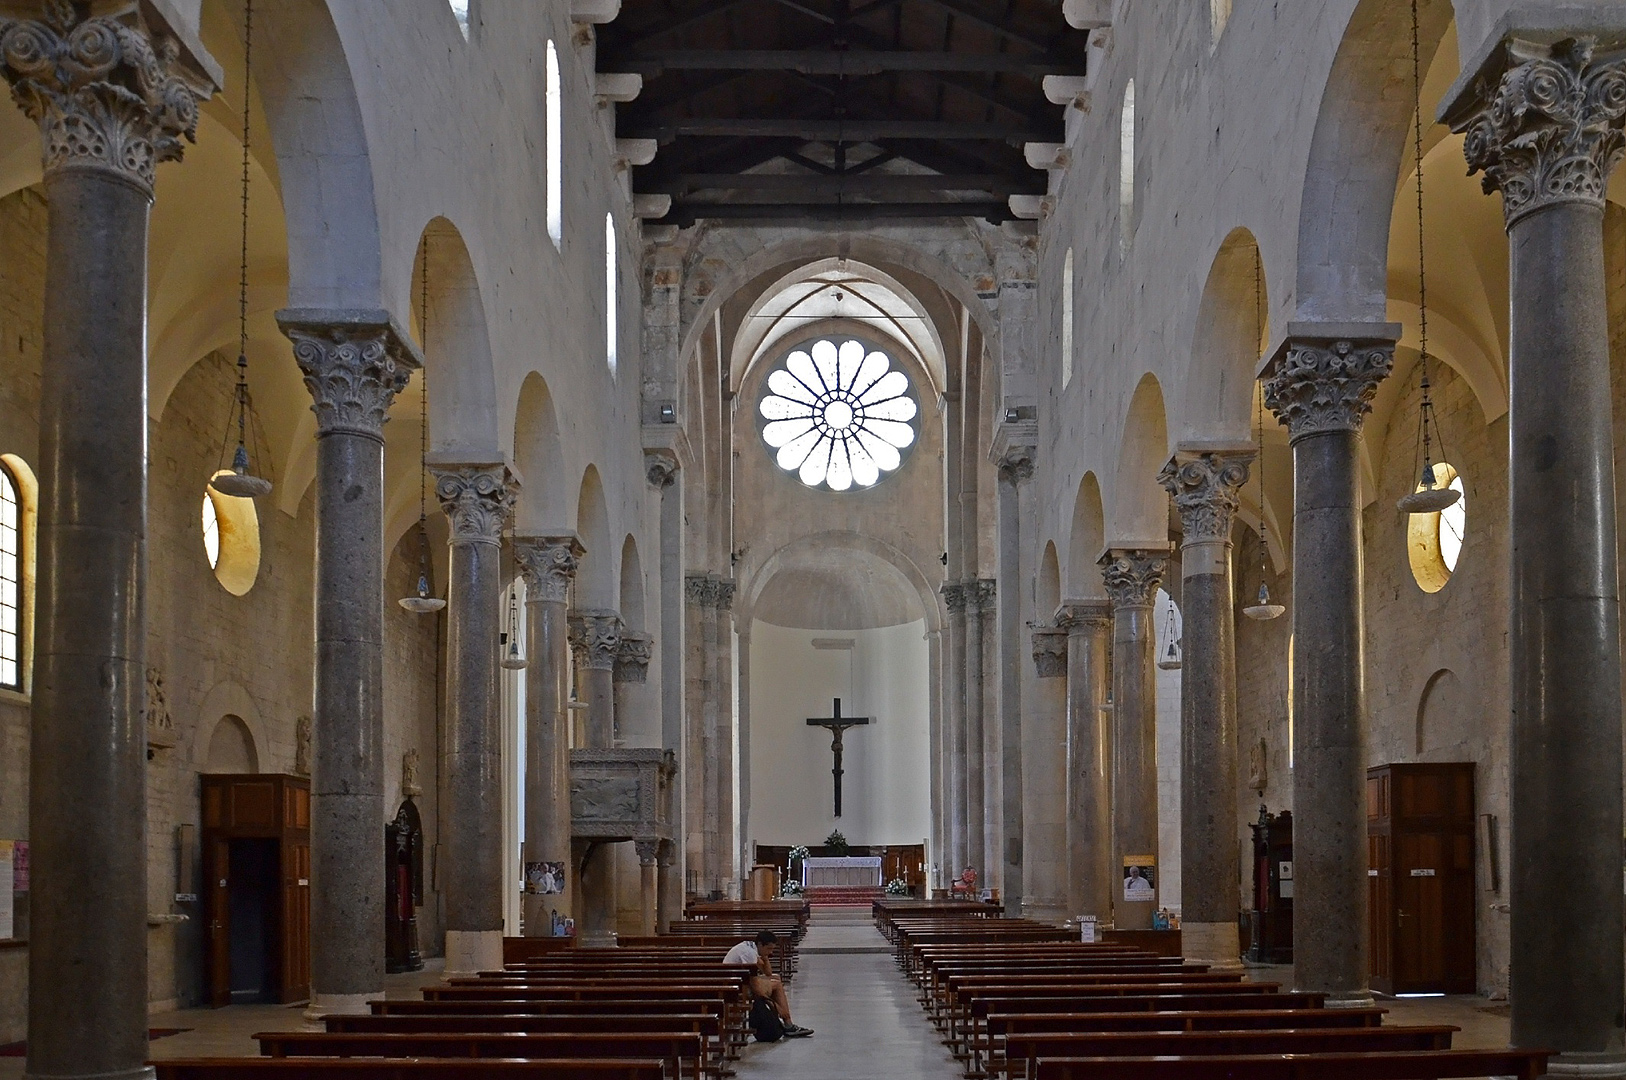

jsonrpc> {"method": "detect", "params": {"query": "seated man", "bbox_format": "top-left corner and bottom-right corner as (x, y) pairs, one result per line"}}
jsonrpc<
(725, 931), (813, 1038)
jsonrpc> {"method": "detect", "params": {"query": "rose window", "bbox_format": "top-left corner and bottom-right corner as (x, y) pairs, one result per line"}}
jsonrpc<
(759, 338), (919, 491)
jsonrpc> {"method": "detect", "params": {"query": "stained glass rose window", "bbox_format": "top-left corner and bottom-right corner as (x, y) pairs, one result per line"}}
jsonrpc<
(759, 338), (919, 491)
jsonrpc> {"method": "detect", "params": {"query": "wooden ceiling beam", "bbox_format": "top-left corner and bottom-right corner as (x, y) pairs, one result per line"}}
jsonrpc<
(641, 172), (1043, 196)
(661, 200), (1015, 224)
(625, 117), (1044, 141)
(607, 49), (1084, 76)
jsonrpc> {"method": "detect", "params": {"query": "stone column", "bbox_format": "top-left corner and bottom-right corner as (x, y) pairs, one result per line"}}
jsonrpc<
(712, 580), (737, 893)
(963, 580), (992, 881)
(996, 446), (1034, 915)
(571, 611), (622, 749)
(1025, 626), (1070, 923)
(737, 624), (752, 880)
(940, 584), (968, 879)
(431, 461), (518, 976)
(1444, 35), (1626, 1066)
(1263, 330), (1393, 1006)
(515, 535), (583, 936)
(1057, 601), (1113, 921)
(1099, 548), (1169, 930)
(683, 574), (714, 896)
(1159, 447), (1253, 971)
(282, 313), (418, 1016)
(635, 839), (661, 935)
(0, 8), (216, 1075)
(614, 633), (653, 748)
(645, 451), (684, 923)
(656, 840), (677, 934)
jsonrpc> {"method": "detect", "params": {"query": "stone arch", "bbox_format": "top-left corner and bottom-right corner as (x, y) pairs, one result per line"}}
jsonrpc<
(1415, 667), (1463, 756)
(1068, 473), (1106, 599)
(1293, 0), (1454, 322)
(513, 373), (567, 533)
(189, 679), (272, 774)
(1111, 374), (1170, 544)
(1038, 542), (1062, 617)
(205, 715), (260, 773)
(619, 535), (645, 631)
(412, 217), (500, 454)
(575, 466), (614, 608)
(1185, 228), (1266, 440)
(742, 530), (942, 635)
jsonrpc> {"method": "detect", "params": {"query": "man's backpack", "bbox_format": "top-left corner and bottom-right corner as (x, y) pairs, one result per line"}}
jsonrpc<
(748, 996), (785, 1042)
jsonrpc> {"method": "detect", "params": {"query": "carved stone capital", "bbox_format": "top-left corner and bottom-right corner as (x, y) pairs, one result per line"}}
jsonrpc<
(997, 443), (1036, 485)
(715, 579), (736, 612)
(1031, 626), (1069, 678)
(278, 310), (422, 440)
(0, 2), (217, 195)
(432, 464), (517, 544)
(1448, 37), (1626, 228)
(645, 450), (679, 488)
(634, 838), (662, 865)
(1056, 600), (1113, 635)
(570, 610), (623, 670)
(966, 579), (997, 614)
(1158, 449), (1254, 545)
(515, 535), (584, 603)
(1099, 549), (1167, 609)
(941, 582), (968, 615)
(1261, 333), (1395, 441)
(615, 632), (653, 683)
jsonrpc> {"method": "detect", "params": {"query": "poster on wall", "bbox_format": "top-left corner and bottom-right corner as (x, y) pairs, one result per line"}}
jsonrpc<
(525, 861), (565, 896)
(0, 841), (15, 939)
(1123, 856), (1156, 902)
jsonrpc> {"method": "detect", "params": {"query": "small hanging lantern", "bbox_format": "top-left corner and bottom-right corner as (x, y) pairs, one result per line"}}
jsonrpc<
(1395, 0), (1460, 519)
(1243, 579), (1286, 622)
(399, 237), (446, 615)
(1155, 595), (1182, 671)
(1243, 248), (1284, 622)
(500, 589), (528, 670)
(209, 0), (272, 501)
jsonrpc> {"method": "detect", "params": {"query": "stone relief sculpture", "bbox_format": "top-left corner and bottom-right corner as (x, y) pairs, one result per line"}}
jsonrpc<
(145, 666), (176, 749)
(294, 715), (312, 777)
(402, 747), (422, 798)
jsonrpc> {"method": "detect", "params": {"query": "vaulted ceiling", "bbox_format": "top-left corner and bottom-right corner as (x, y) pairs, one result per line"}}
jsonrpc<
(600, 0), (1090, 227)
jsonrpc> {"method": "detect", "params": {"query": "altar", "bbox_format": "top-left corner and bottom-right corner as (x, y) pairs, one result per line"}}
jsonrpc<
(801, 855), (883, 887)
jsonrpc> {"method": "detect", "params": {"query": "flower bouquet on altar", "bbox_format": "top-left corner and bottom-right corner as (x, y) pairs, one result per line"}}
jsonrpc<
(824, 830), (850, 856)
(884, 877), (910, 896)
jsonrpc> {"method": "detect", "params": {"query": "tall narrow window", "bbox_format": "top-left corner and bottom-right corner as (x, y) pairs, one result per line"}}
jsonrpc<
(546, 40), (563, 250)
(0, 463), (19, 690)
(1119, 79), (1135, 256)
(448, 0), (470, 39)
(605, 212), (618, 375)
(1209, 0), (1231, 47)
(1061, 248), (1075, 388)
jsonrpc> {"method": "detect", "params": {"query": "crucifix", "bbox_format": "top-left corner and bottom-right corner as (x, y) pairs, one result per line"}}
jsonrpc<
(807, 697), (870, 817)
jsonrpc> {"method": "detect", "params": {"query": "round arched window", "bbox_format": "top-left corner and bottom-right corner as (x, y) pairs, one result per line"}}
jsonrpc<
(758, 338), (918, 491)
(202, 472), (262, 596)
(1406, 462), (1465, 593)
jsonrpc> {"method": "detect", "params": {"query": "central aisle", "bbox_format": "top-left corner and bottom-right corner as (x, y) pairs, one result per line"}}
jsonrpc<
(734, 909), (961, 1080)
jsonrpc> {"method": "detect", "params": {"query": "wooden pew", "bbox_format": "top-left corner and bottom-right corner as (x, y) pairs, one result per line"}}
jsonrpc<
(155, 1060), (667, 1080)
(1031, 1049), (1552, 1080)
(255, 1032), (704, 1080)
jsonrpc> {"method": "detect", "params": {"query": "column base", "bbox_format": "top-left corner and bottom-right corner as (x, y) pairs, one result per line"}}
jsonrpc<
(578, 931), (619, 949)
(443, 929), (504, 978)
(302, 992), (376, 1029)
(1547, 1054), (1626, 1077)
(1181, 921), (1243, 973)
(25, 1068), (156, 1080)
(1022, 897), (1071, 926)
(1321, 991), (1378, 1009)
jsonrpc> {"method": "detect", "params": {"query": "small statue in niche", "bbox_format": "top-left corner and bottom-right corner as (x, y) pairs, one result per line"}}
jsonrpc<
(402, 747), (421, 798)
(1247, 736), (1268, 794)
(145, 666), (176, 748)
(294, 715), (312, 777)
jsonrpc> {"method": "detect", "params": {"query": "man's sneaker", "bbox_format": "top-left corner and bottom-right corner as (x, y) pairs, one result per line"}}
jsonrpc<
(784, 1025), (815, 1038)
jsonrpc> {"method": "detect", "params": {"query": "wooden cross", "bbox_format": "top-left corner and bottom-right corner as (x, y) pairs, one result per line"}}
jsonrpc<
(807, 697), (870, 818)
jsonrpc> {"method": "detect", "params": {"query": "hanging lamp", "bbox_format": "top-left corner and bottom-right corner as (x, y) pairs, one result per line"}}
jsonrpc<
(500, 588), (528, 670)
(210, 0), (273, 500)
(1395, 0), (1460, 517)
(1244, 247), (1286, 621)
(400, 237), (447, 614)
(1155, 594), (1182, 671)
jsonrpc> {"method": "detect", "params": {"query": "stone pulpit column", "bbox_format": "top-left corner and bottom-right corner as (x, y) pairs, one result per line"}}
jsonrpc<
(572, 610), (621, 947)
(995, 444), (1034, 915)
(1444, 32), (1626, 1066)
(940, 584), (968, 877)
(431, 461), (518, 976)
(1025, 626), (1070, 922)
(634, 839), (661, 936)
(1159, 447), (1253, 971)
(1099, 547), (1169, 930)
(0, 8), (217, 1074)
(1263, 329), (1394, 1006)
(615, 633), (653, 748)
(644, 451), (683, 927)
(283, 312), (420, 1017)
(1057, 601), (1113, 921)
(515, 535), (583, 936)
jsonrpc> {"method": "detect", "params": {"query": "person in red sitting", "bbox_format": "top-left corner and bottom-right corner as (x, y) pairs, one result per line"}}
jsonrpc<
(725, 931), (813, 1038)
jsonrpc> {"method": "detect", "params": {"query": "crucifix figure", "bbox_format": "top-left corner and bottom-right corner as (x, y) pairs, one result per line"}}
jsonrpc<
(807, 697), (870, 817)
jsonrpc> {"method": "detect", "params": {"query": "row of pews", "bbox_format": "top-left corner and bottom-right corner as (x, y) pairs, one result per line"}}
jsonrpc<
(876, 899), (1552, 1080)
(152, 900), (811, 1080)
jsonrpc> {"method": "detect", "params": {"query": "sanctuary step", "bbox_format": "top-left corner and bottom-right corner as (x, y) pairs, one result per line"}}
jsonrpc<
(803, 884), (883, 907)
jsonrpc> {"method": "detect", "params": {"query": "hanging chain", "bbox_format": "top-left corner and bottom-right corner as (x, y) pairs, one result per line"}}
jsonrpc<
(419, 235), (430, 526)
(234, 0), (254, 460)
(1254, 246), (1269, 577)
(1411, 0), (1439, 488)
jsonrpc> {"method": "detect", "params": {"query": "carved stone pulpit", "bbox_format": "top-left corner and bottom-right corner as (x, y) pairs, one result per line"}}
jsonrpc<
(569, 748), (676, 846)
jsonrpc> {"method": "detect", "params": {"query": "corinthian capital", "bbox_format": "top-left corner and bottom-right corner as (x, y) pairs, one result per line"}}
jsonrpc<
(570, 610), (623, 671)
(515, 534), (584, 603)
(1056, 599), (1113, 634)
(432, 463), (517, 544)
(0, 2), (218, 194)
(1445, 36), (1626, 228)
(967, 579), (997, 613)
(1031, 626), (1069, 678)
(997, 443), (1036, 484)
(1158, 448), (1254, 545)
(615, 632), (653, 683)
(645, 450), (678, 488)
(1099, 548), (1168, 609)
(278, 310), (423, 440)
(941, 582), (968, 615)
(1261, 327), (1396, 441)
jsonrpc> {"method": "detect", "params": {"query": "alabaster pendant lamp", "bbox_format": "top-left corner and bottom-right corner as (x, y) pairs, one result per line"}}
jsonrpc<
(209, 0), (272, 501)
(400, 237), (447, 614)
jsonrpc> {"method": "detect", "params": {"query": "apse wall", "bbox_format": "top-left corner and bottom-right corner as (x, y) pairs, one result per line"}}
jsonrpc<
(747, 620), (930, 852)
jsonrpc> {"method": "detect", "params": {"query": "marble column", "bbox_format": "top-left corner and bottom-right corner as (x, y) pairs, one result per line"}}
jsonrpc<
(282, 313), (419, 1015)
(1263, 330), (1393, 1006)
(963, 580), (992, 881)
(515, 535), (583, 936)
(1159, 447), (1253, 971)
(940, 584), (968, 879)
(683, 574), (713, 896)
(635, 839), (661, 936)
(996, 447), (1034, 915)
(0, 8), (216, 1075)
(1057, 601), (1113, 921)
(571, 610), (621, 947)
(736, 624), (752, 880)
(1099, 548), (1169, 930)
(712, 580), (737, 893)
(1025, 626), (1070, 923)
(614, 632), (653, 748)
(656, 840), (677, 934)
(645, 451), (684, 925)
(431, 461), (518, 976)
(1444, 35), (1626, 1066)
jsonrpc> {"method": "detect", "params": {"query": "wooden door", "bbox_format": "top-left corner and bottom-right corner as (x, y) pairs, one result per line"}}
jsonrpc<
(1395, 830), (1446, 988)
(280, 839), (310, 1002)
(204, 838), (231, 1007)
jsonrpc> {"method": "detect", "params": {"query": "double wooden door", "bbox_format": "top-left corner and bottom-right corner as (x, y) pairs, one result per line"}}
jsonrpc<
(201, 773), (311, 1005)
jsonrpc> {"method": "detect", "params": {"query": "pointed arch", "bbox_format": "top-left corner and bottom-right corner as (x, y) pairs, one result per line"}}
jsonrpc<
(619, 536), (645, 631)
(1111, 374), (1170, 545)
(1068, 473), (1105, 599)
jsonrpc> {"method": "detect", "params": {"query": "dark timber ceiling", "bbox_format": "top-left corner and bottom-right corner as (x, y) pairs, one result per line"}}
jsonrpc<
(599, 0), (1089, 227)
